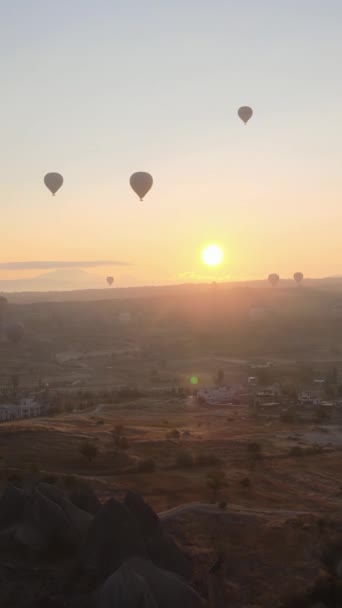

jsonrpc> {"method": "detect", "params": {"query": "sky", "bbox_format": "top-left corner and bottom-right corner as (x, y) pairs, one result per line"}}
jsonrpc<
(1, 0), (342, 287)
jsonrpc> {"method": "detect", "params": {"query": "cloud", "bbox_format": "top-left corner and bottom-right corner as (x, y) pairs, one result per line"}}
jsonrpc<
(0, 260), (132, 270)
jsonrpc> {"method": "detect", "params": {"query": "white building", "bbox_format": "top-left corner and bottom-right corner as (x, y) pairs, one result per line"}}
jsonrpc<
(256, 384), (281, 399)
(298, 392), (321, 409)
(197, 387), (236, 406)
(0, 398), (48, 422)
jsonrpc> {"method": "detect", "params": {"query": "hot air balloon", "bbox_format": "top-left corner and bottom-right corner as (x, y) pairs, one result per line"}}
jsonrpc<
(293, 272), (304, 285)
(238, 106), (253, 125)
(107, 276), (114, 287)
(44, 173), (63, 196)
(268, 273), (279, 287)
(6, 322), (24, 344)
(130, 172), (153, 201)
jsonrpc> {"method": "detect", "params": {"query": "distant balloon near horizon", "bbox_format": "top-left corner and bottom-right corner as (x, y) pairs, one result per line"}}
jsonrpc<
(130, 172), (153, 201)
(293, 272), (304, 285)
(44, 173), (64, 196)
(6, 322), (24, 344)
(106, 276), (114, 287)
(238, 106), (253, 125)
(268, 273), (280, 287)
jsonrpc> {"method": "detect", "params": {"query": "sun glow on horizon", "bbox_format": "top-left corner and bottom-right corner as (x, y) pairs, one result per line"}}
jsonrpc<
(201, 244), (224, 267)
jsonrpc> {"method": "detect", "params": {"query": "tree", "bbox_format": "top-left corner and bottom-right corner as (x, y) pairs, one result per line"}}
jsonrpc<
(11, 374), (20, 392)
(257, 368), (273, 386)
(326, 367), (338, 385)
(111, 425), (129, 450)
(324, 385), (336, 400)
(10, 375), (20, 401)
(206, 470), (228, 502)
(215, 369), (225, 386)
(316, 406), (331, 422)
(167, 429), (180, 441)
(247, 442), (264, 469)
(297, 365), (314, 384)
(79, 441), (99, 464)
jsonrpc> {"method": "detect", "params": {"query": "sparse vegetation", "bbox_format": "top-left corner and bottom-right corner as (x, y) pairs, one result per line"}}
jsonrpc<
(117, 436), (129, 450)
(289, 446), (305, 457)
(136, 458), (156, 473)
(64, 475), (79, 488)
(167, 429), (181, 441)
(247, 441), (263, 461)
(175, 449), (194, 468)
(40, 473), (58, 484)
(206, 470), (228, 502)
(79, 440), (99, 464)
(195, 452), (221, 467)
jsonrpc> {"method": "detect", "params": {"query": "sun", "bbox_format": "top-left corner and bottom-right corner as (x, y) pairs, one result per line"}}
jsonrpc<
(202, 244), (224, 266)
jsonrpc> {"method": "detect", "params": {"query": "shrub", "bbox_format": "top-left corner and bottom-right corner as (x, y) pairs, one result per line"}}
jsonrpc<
(175, 450), (194, 468)
(290, 446), (305, 457)
(28, 463), (40, 474)
(118, 436), (129, 450)
(247, 441), (263, 457)
(7, 472), (22, 484)
(113, 424), (124, 437)
(136, 458), (156, 473)
(79, 440), (99, 464)
(41, 474), (58, 484)
(206, 470), (228, 502)
(195, 452), (221, 467)
(64, 474), (78, 488)
(167, 429), (180, 441)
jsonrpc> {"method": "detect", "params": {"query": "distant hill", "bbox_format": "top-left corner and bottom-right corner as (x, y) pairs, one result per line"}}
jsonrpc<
(3, 275), (342, 304)
(0, 268), (105, 293)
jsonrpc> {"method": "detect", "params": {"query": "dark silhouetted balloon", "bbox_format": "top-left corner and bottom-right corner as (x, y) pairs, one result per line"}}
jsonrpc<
(238, 106), (253, 125)
(6, 322), (24, 344)
(107, 276), (114, 286)
(268, 273), (279, 287)
(44, 173), (63, 196)
(130, 172), (153, 201)
(293, 272), (304, 285)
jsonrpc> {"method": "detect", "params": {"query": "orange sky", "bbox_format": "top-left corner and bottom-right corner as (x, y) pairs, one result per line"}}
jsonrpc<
(1, 2), (342, 287)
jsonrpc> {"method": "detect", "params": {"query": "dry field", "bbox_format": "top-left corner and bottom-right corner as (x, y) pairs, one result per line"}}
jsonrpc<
(1, 397), (341, 514)
(0, 398), (342, 607)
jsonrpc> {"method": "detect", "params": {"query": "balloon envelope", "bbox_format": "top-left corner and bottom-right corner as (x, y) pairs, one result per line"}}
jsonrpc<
(106, 276), (114, 286)
(130, 172), (153, 201)
(6, 322), (24, 344)
(268, 273), (279, 287)
(44, 173), (63, 195)
(293, 272), (304, 284)
(238, 106), (253, 124)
